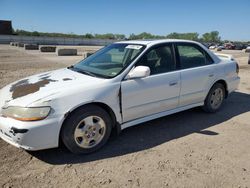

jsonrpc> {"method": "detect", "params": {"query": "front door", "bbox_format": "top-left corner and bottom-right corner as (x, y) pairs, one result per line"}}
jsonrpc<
(121, 44), (181, 122)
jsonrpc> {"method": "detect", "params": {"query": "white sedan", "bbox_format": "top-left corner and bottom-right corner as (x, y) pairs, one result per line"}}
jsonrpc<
(0, 39), (240, 154)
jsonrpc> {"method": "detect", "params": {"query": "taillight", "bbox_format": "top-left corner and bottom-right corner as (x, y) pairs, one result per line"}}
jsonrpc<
(236, 62), (239, 75)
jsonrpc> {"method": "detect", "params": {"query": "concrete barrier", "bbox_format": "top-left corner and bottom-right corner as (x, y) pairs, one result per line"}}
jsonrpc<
(39, 46), (56, 52)
(82, 52), (94, 59)
(15, 42), (24, 47)
(57, 48), (77, 56)
(18, 43), (24, 47)
(24, 44), (39, 50)
(216, 47), (222, 51)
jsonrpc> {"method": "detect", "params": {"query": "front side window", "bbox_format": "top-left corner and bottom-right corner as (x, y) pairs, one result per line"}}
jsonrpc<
(177, 44), (213, 69)
(71, 43), (145, 78)
(136, 45), (175, 75)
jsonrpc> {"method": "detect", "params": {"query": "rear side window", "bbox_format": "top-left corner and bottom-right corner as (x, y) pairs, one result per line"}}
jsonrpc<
(177, 44), (213, 69)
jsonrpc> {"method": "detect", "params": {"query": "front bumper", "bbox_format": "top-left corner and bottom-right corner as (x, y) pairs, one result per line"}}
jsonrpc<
(0, 115), (62, 150)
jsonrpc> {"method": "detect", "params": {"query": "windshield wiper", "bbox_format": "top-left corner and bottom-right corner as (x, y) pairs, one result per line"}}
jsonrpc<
(77, 69), (98, 77)
(68, 66), (98, 78)
(68, 65), (111, 79)
(67, 65), (74, 69)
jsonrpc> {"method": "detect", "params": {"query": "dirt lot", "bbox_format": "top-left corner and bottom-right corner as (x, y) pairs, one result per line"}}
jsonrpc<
(0, 45), (250, 188)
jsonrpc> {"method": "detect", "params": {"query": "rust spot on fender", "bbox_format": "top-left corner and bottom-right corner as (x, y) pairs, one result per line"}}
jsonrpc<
(63, 78), (72, 81)
(10, 77), (57, 99)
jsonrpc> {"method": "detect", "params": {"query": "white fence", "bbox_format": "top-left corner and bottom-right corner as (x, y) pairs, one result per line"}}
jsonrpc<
(0, 35), (117, 46)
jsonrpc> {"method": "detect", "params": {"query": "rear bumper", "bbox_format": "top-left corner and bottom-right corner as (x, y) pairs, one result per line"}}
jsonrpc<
(227, 76), (240, 94)
(0, 115), (62, 150)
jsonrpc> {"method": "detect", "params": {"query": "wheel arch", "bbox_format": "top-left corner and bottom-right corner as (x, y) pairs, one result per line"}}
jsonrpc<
(210, 79), (229, 98)
(59, 102), (120, 146)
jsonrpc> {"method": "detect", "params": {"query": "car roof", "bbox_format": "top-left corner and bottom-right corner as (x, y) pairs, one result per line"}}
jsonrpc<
(116, 39), (221, 64)
(116, 39), (199, 47)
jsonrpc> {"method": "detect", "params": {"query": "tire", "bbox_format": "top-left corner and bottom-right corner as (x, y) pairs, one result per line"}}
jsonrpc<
(202, 83), (225, 113)
(61, 105), (112, 154)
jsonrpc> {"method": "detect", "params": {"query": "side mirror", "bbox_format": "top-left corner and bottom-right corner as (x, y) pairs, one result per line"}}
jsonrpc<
(126, 66), (150, 79)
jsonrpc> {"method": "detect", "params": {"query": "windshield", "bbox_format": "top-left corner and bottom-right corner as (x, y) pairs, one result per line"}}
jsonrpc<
(70, 43), (145, 78)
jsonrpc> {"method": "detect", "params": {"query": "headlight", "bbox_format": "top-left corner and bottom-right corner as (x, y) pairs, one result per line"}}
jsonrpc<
(1, 106), (51, 121)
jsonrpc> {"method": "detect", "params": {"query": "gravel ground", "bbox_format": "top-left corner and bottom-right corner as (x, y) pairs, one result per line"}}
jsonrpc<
(0, 45), (250, 188)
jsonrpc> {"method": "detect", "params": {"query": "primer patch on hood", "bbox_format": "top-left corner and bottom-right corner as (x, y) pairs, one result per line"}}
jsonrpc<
(10, 76), (57, 99)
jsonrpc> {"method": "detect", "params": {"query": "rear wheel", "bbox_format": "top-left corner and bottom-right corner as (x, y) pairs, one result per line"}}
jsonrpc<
(202, 83), (225, 113)
(61, 105), (112, 154)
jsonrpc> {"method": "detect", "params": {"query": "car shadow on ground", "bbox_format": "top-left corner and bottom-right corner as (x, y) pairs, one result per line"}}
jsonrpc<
(29, 91), (250, 165)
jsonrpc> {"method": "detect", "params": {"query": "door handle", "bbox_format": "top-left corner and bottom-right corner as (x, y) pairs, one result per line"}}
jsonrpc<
(169, 81), (178, 86)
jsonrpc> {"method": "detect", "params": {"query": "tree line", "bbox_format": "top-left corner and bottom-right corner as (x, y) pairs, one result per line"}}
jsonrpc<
(129, 31), (221, 43)
(14, 29), (126, 40)
(13, 29), (246, 43)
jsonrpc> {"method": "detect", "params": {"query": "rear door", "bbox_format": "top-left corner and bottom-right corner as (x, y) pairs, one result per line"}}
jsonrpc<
(121, 43), (181, 122)
(175, 43), (216, 106)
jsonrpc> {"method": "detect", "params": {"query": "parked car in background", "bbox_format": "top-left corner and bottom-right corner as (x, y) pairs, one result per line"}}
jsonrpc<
(218, 45), (225, 50)
(224, 43), (236, 50)
(245, 46), (250, 53)
(0, 39), (240, 154)
(234, 44), (247, 50)
(215, 47), (222, 51)
(209, 45), (216, 50)
(201, 43), (208, 48)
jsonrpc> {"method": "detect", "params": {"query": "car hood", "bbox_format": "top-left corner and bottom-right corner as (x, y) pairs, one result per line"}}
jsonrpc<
(0, 68), (106, 108)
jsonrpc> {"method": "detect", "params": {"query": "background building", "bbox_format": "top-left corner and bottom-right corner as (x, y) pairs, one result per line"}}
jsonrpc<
(0, 20), (13, 35)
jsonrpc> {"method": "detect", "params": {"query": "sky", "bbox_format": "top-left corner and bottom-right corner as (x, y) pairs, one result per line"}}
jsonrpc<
(0, 0), (249, 41)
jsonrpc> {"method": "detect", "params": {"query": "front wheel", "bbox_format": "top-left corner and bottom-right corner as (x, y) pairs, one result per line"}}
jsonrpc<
(202, 83), (225, 113)
(61, 105), (112, 154)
